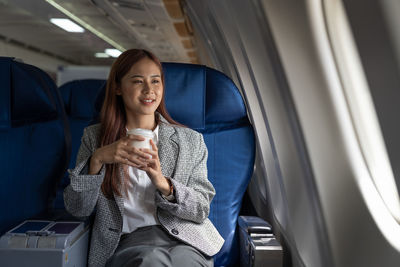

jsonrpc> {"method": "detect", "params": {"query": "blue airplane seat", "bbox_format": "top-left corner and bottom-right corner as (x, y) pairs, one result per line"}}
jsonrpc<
(55, 79), (106, 209)
(0, 57), (70, 234)
(92, 63), (255, 266)
(163, 63), (255, 266)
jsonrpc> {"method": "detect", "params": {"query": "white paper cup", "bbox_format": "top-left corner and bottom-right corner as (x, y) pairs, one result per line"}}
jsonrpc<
(126, 128), (155, 150)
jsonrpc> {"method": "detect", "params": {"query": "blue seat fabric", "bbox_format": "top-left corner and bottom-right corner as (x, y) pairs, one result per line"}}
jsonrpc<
(0, 57), (70, 234)
(162, 63), (206, 130)
(164, 63), (255, 266)
(55, 79), (106, 209)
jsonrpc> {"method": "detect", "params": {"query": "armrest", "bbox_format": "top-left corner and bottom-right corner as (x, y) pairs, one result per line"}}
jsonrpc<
(0, 219), (89, 267)
(238, 216), (282, 267)
(238, 216), (272, 235)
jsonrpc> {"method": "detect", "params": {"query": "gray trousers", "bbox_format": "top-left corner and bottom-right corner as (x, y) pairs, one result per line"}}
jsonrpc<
(105, 225), (214, 267)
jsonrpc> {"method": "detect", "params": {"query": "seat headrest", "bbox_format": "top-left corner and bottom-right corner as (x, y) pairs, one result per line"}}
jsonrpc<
(163, 63), (247, 128)
(205, 67), (247, 124)
(0, 57), (58, 130)
(162, 63), (206, 129)
(60, 79), (106, 119)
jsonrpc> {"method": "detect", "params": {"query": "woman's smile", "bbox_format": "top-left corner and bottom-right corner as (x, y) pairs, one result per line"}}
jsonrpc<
(140, 98), (156, 106)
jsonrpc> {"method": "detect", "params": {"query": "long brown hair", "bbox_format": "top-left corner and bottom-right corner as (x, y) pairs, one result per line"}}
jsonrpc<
(100, 49), (181, 199)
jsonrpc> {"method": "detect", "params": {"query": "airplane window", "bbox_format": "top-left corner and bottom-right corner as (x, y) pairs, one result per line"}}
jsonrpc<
(324, 0), (400, 249)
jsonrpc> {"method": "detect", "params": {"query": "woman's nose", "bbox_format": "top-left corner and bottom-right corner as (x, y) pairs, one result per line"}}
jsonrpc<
(142, 81), (153, 92)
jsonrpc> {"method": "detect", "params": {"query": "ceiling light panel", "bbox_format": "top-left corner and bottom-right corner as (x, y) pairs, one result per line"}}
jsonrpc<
(50, 18), (85, 32)
(105, 48), (122, 57)
(95, 52), (110, 58)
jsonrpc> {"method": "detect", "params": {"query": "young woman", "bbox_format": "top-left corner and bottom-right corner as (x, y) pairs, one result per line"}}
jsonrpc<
(64, 49), (224, 267)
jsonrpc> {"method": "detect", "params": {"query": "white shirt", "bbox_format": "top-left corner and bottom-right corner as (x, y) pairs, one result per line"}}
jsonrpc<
(122, 125), (159, 233)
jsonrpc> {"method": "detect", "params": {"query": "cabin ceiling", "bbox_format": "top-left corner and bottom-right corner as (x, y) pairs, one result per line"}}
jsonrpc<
(0, 0), (197, 65)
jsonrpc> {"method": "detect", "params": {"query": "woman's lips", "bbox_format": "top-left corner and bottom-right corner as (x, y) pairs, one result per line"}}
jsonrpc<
(140, 99), (155, 106)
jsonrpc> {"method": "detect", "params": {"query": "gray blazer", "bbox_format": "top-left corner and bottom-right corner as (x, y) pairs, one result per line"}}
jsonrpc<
(64, 116), (224, 267)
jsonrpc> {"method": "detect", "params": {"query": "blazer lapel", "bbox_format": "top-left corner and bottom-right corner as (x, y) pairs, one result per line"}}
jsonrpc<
(158, 121), (179, 179)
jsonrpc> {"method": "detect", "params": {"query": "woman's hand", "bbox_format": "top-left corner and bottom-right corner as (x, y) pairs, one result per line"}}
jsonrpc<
(89, 134), (149, 174)
(140, 139), (171, 196)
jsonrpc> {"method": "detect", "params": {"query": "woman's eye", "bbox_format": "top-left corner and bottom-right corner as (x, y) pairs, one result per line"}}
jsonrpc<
(152, 79), (160, 84)
(133, 80), (142, 84)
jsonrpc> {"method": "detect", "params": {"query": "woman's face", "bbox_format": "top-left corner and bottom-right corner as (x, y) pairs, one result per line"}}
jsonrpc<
(117, 57), (163, 117)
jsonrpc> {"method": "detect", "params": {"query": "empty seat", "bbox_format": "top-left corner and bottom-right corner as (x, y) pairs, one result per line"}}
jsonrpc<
(0, 57), (70, 234)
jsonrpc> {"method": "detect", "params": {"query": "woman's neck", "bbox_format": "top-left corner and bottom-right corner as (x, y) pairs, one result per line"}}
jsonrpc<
(125, 113), (157, 131)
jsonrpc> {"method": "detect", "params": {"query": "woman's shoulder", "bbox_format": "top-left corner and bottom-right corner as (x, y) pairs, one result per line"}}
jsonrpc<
(158, 113), (201, 140)
(166, 122), (199, 135)
(83, 123), (101, 137)
(164, 122), (204, 145)
(81, 123), (102, 148)
(84, 123), (101, 133)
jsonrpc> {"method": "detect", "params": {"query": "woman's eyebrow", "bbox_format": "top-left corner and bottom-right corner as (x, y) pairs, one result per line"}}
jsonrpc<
(129, 74), (161, 78)
(129, 74), (144, 78)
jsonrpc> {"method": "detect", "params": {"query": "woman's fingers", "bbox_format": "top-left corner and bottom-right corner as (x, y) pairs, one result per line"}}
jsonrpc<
(140, 148), (158, 158)
(120, 150), (147, 166)
(149, 139), (158, 151)
(115, 155), (140, 167)
(97, 135), (151, 166)
(145, 158), (157, 166)
(125, 146), (152, 159)
(111, 136), (159, 170)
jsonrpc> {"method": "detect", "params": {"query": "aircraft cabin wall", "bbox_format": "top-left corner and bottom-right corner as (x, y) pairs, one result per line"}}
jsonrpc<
(0, 37), (69, 78)
(185, 0), (400, 267)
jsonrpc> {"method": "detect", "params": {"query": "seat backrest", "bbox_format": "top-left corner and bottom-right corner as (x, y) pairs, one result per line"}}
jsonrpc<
(0, 57), (70, 234)
(55, 79), (106, 209)
(163, 63), (255, 266)
(93, 63), (255, 266)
